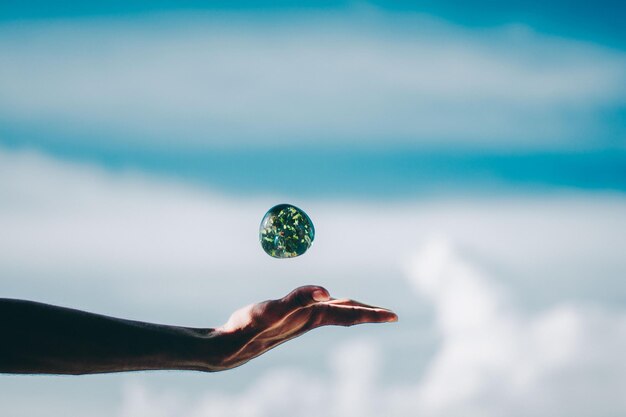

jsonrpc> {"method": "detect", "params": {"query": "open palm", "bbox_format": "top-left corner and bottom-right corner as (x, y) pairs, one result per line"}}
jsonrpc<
(211, 285), (397, 370)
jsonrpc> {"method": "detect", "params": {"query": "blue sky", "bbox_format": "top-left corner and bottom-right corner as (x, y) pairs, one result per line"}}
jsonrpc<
(1, 1), (625, 197)
(1, 0), (625, 48)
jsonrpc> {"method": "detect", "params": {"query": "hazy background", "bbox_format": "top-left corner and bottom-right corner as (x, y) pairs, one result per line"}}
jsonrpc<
(1, 1), (625, 416)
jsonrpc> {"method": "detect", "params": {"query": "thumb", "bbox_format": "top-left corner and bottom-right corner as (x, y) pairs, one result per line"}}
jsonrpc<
(281, 285), (331, 309)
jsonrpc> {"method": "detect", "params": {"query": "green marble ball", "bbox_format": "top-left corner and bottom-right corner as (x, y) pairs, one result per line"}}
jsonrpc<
(259, 204), (315, 258)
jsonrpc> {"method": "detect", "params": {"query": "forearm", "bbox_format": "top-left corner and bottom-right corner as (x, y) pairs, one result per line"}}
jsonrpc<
(0, 298), (220, 374)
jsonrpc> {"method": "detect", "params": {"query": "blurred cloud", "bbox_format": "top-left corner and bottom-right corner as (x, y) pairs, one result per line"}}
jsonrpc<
(1, 11), (625, 151)
(2, 148), (625, 312)
(1, 149), (626, 416)
(114, 240), (626, 417)
(404, 239), (626, 416)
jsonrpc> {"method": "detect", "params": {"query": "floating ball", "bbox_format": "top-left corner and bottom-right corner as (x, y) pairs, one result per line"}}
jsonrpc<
(259, 204), (315, 258)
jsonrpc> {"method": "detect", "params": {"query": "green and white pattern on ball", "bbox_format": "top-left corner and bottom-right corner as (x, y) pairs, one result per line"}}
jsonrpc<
(259, 204), (315, 258)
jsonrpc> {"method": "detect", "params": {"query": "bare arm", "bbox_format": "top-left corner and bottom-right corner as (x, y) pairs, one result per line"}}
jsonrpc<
(0, 297), (217, 374)
(0, 286), (397, 375)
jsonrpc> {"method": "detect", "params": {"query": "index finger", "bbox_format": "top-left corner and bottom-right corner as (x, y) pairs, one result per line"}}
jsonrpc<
(311, 299), (398, 327)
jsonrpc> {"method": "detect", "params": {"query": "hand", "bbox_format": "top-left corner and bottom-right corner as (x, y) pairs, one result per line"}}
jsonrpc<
(207, 285), (398, 371)
(1, 290), (396, 375)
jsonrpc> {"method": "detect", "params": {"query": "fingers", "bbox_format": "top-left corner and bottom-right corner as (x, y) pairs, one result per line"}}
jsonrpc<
(221, 286), (397, 335)
(246, 285), (331, 326)
(312, 299), (398, 327)
(265, 285), (330, 317)
(324, 298), (391, 310)
(282, 285), (331, 306)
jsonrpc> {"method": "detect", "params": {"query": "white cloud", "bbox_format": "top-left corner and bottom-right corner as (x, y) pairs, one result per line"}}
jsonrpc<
(1, 147), (625, 314)
(0, 148), (426, 322)
(0, 11), (624, 149)
(1, 149), (626, 416)
(403, 239), (626, 417)
(113, 240), (626, 417)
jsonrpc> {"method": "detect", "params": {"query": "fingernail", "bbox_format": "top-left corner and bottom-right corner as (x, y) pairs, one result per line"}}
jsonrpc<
(312, 289), (329, 302)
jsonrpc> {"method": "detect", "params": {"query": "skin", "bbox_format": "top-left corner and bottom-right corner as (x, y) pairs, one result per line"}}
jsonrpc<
(0, 285), (397, 375)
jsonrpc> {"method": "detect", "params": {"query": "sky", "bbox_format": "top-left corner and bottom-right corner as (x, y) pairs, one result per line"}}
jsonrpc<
(1, 2), (625, 416)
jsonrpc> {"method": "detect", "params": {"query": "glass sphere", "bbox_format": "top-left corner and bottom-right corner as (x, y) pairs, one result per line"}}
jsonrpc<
(259, 204), (315, 258)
